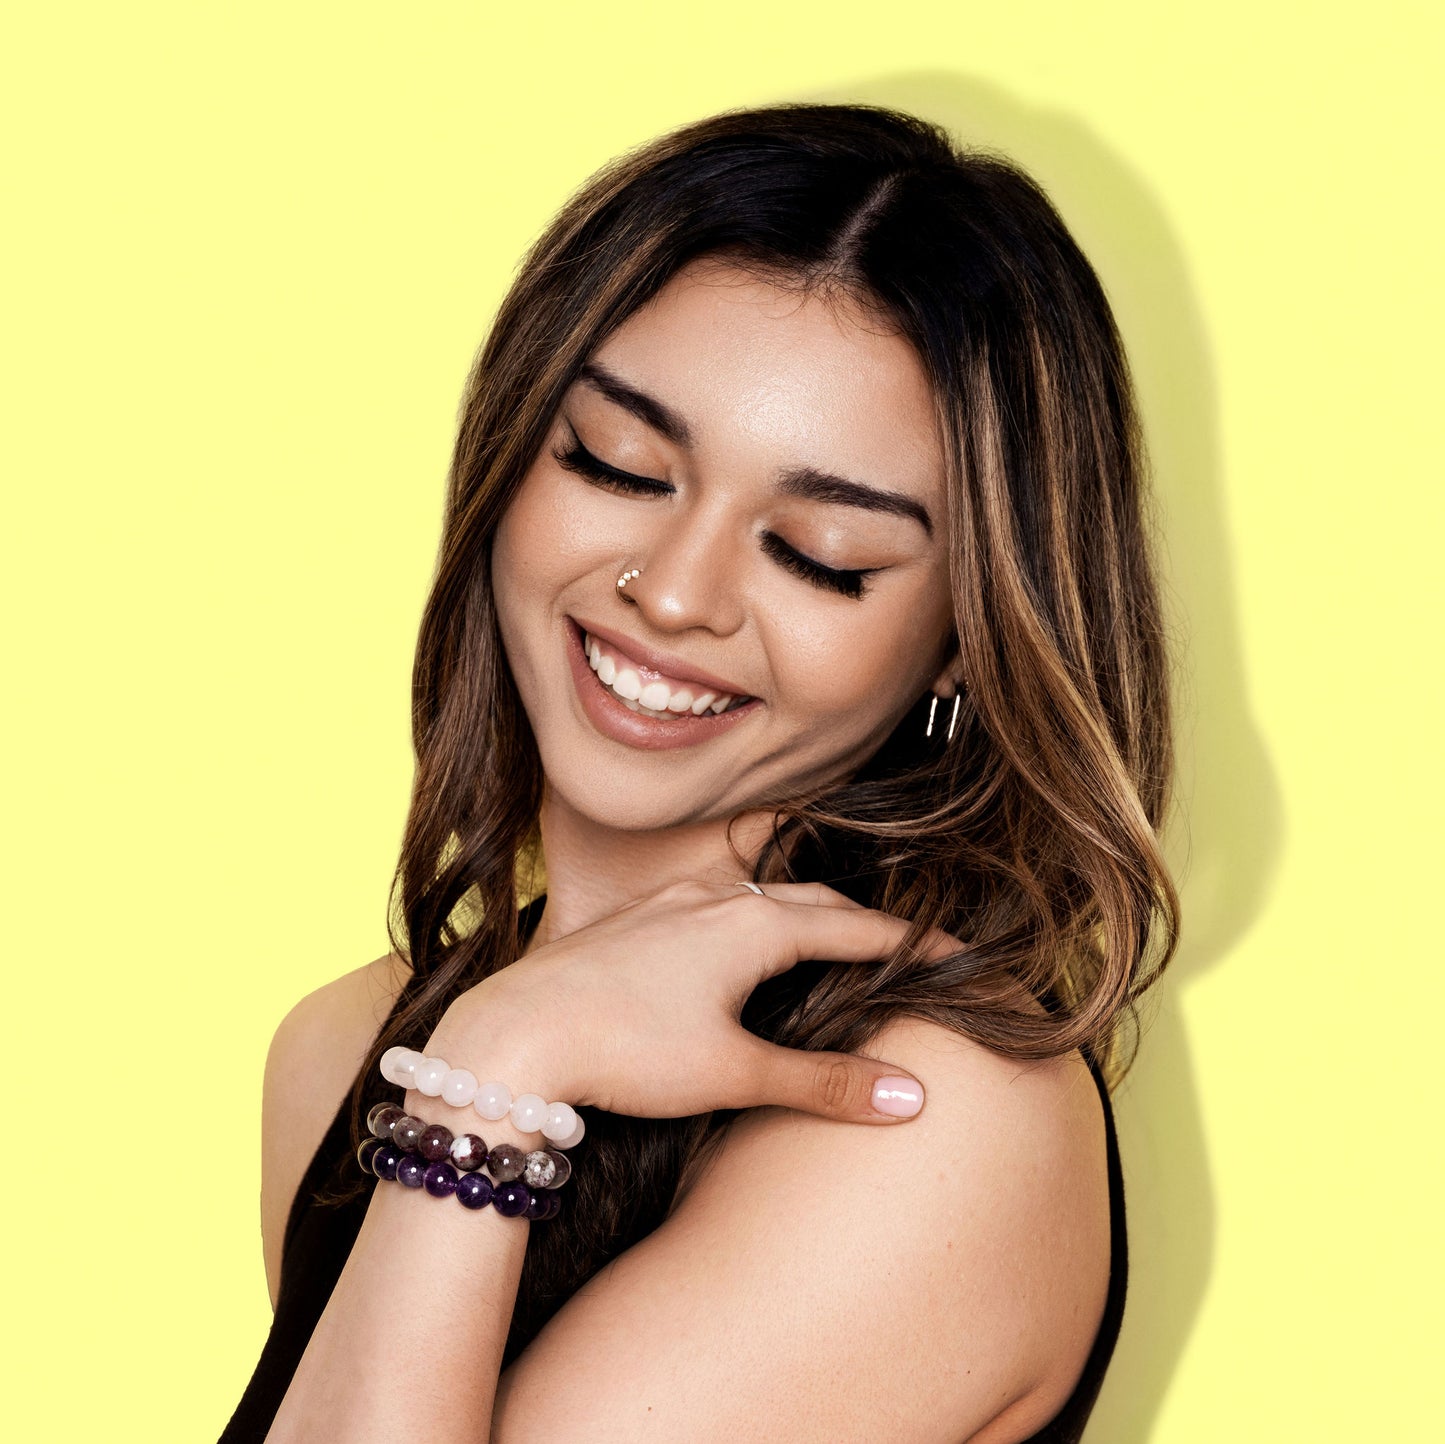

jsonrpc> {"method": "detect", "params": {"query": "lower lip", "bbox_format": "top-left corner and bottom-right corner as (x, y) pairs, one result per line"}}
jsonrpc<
(564, 618), (761, 751)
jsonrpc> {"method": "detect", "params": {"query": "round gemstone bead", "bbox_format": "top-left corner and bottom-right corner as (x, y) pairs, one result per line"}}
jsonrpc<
(510, 1092), (548, 1134)
(542, 1150), (570, 1187)
(486, 1143), (525, 1183)
(423, 1161), (459, 1198)
(390, 1114), (425, 1152)
(521, 1150), (557, 1188)
(543, 1189), (562, 1220)
(367, 1103), (405, 1140)
(524, 1187), (551, 1220)
(449, 1133), (489, 1172)
(553, 1113), (585, 1150)
(414, 1056), (449, 1097)
(417, 1123), (454, 1162)
(356, 1137), (382, 1174)
(492, 1181), (531, 1217)
(441, 1068), (479, 1107)
(380, 1047), (421, 1088)
(396, 1153), (427, 1188)
(473, 1080), (513, 1122)
(456, 1172), (493, 1210)
(371, 1143), (401, 1181)
(541, 1101), (578, 1144)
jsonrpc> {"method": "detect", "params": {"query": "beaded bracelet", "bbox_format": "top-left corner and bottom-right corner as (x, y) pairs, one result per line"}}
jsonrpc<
(358, 1135), (562, 1219)
(380, 1046), (585, 1150)
(364, 1102), (573, 1189)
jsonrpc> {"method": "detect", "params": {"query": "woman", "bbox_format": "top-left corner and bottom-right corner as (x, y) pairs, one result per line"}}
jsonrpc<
(224, 101), (1178, 1443)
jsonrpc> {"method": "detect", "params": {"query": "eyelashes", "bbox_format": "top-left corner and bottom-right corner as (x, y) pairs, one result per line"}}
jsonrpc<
(756, 532), (872, 600)
(551, 432), (878, 600)
(553, 435), (672, 498)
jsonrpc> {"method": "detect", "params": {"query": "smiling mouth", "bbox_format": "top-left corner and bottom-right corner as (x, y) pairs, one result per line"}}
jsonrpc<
(580, 626), (755, 718)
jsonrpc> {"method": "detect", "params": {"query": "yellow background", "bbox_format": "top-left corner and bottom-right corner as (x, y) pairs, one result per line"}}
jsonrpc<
(5, 4), (1440, 1438)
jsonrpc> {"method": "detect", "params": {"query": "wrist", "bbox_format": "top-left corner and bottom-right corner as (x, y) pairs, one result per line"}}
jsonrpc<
(370, 1003), (586, 1158)
(430, 982), (587, 1108)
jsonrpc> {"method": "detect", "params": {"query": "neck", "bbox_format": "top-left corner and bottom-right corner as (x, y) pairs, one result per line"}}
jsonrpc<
(520, 784), (780, 956)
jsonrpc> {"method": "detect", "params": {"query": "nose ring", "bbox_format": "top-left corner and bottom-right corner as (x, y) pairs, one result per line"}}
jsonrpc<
(616, 567), (641, 591)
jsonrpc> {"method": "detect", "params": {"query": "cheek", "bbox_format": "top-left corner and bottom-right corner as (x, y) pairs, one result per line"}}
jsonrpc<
(769, 597), (932, 723)
(495, 463), (632, 592)
(493, 472), (584, 611)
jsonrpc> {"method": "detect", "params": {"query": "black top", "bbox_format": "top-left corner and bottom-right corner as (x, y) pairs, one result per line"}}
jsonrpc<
(220, 899), (1127, 1443)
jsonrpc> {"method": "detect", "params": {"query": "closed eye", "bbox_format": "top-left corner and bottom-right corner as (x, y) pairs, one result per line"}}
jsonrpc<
(552, 427), (882, 600)
(553, 433), (672, 497)
(758, 532), (877, 599)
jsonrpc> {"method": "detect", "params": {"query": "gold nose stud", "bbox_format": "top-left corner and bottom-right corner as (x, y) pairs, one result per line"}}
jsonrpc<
(616, 568), (641, 590)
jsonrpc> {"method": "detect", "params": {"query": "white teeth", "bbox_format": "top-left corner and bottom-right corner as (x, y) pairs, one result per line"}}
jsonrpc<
(582, 629), (749, 719)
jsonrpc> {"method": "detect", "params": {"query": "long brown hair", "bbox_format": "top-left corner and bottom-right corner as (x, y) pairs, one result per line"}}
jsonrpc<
(338, 102), (1178, 1362)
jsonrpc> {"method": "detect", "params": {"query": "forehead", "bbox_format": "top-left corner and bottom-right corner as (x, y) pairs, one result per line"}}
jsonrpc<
(587, 259), (946, 508)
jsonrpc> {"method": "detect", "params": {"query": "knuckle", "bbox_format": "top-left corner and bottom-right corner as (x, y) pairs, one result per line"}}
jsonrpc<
(815, 1058), (857, 1113)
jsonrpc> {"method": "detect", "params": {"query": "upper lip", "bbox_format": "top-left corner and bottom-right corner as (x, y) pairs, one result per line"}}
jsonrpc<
(572, 617), (754, 699)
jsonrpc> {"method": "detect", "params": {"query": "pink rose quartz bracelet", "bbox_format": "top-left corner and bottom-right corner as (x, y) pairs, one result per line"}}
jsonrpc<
(379, 1046), (586, 1150)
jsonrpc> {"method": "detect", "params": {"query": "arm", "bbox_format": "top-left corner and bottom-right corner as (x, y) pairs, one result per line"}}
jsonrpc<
(266, 882), (1083, 1442)
(260, 953), (411, 1310)
(493, 1016), (1111, 1444)
(263, 995), (559, 1442)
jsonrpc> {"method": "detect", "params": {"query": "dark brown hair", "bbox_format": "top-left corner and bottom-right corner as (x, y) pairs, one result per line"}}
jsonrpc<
(339, 102), (1178, 1363)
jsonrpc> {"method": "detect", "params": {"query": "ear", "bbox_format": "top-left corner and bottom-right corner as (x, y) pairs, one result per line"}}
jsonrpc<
(928, 653), (965, 700)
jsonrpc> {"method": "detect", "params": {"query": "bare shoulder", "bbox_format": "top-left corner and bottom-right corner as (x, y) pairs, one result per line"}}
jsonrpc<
(259, 951), (411, 1309)
(494, 1015), (1111, 1443)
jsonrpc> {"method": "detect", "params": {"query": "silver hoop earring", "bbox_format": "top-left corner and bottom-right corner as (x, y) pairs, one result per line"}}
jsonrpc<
(925, 691), (962, 742)
(616, 567), (641, 594)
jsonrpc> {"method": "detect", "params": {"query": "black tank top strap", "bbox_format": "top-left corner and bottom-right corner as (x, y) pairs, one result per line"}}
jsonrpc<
(1015, 982), (1129, 1442)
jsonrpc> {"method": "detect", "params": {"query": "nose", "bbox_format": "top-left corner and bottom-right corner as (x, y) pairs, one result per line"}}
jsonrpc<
(617, 501), (747, 636)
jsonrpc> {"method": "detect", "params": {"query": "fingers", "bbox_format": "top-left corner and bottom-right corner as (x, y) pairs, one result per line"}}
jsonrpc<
(740, 895), (962, 980)
(746, 1039), (926, 1124)
(733, 881), (866, 909)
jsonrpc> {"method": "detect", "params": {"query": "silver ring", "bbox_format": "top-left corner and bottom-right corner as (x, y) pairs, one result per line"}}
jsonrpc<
(734, 881), (765, 896)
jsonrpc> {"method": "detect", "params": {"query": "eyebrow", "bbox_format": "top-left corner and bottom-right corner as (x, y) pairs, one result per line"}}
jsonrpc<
(576, 361), (934, 537)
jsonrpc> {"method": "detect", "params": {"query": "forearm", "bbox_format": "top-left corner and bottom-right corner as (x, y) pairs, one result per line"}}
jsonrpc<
(267, 1029), (569, 1443)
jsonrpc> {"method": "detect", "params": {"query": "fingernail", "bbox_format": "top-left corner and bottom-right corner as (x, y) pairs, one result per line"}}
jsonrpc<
(872, 1075), (924, 1118)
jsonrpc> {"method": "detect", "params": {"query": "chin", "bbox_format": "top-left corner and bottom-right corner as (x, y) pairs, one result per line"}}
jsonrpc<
(542, 768), (724, 833)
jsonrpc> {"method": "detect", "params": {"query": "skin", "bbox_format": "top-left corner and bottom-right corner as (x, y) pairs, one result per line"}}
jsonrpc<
(258, 259), (1110, 1443)
(489, 258), (962, 950)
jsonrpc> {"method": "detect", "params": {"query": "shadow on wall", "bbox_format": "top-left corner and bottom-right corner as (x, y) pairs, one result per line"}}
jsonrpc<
(799, 73), (1283, 1443)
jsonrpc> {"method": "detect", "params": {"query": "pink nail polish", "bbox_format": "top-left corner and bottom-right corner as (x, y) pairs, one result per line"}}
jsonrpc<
(872, 1075), (923, 1118)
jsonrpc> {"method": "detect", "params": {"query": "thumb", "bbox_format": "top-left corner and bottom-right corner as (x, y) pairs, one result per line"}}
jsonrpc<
(754, 1043), (925, 1123)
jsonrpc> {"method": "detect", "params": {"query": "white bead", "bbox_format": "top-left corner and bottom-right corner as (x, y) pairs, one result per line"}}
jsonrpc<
(541, 1101), (578, 1144)
(379, 1046), (410, 1084)
(441, 1068), (478, 1107)
(510, 1092), (548, 1133)
(382, 1047), (421, 1088)
(554, 1113), (585, 1150)
(473, 1080), (512, 1121)
(414, 1056), (449, 1096)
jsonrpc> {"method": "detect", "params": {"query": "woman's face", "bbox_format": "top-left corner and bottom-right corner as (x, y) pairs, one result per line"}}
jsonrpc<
(491, 257), (958, 833)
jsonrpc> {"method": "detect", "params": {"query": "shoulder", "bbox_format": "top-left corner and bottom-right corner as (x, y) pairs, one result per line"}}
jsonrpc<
(259, 951), (411, 1308)
(495, 1015), (1111, 1443)
(721, 1016), (1112, 1436)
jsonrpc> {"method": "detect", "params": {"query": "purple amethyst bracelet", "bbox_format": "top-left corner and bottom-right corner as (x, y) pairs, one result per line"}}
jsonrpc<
(356, 1101), (567, 1221)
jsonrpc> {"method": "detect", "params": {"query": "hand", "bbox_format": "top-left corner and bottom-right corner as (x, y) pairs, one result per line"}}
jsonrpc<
(428, 880), (963, 1126)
